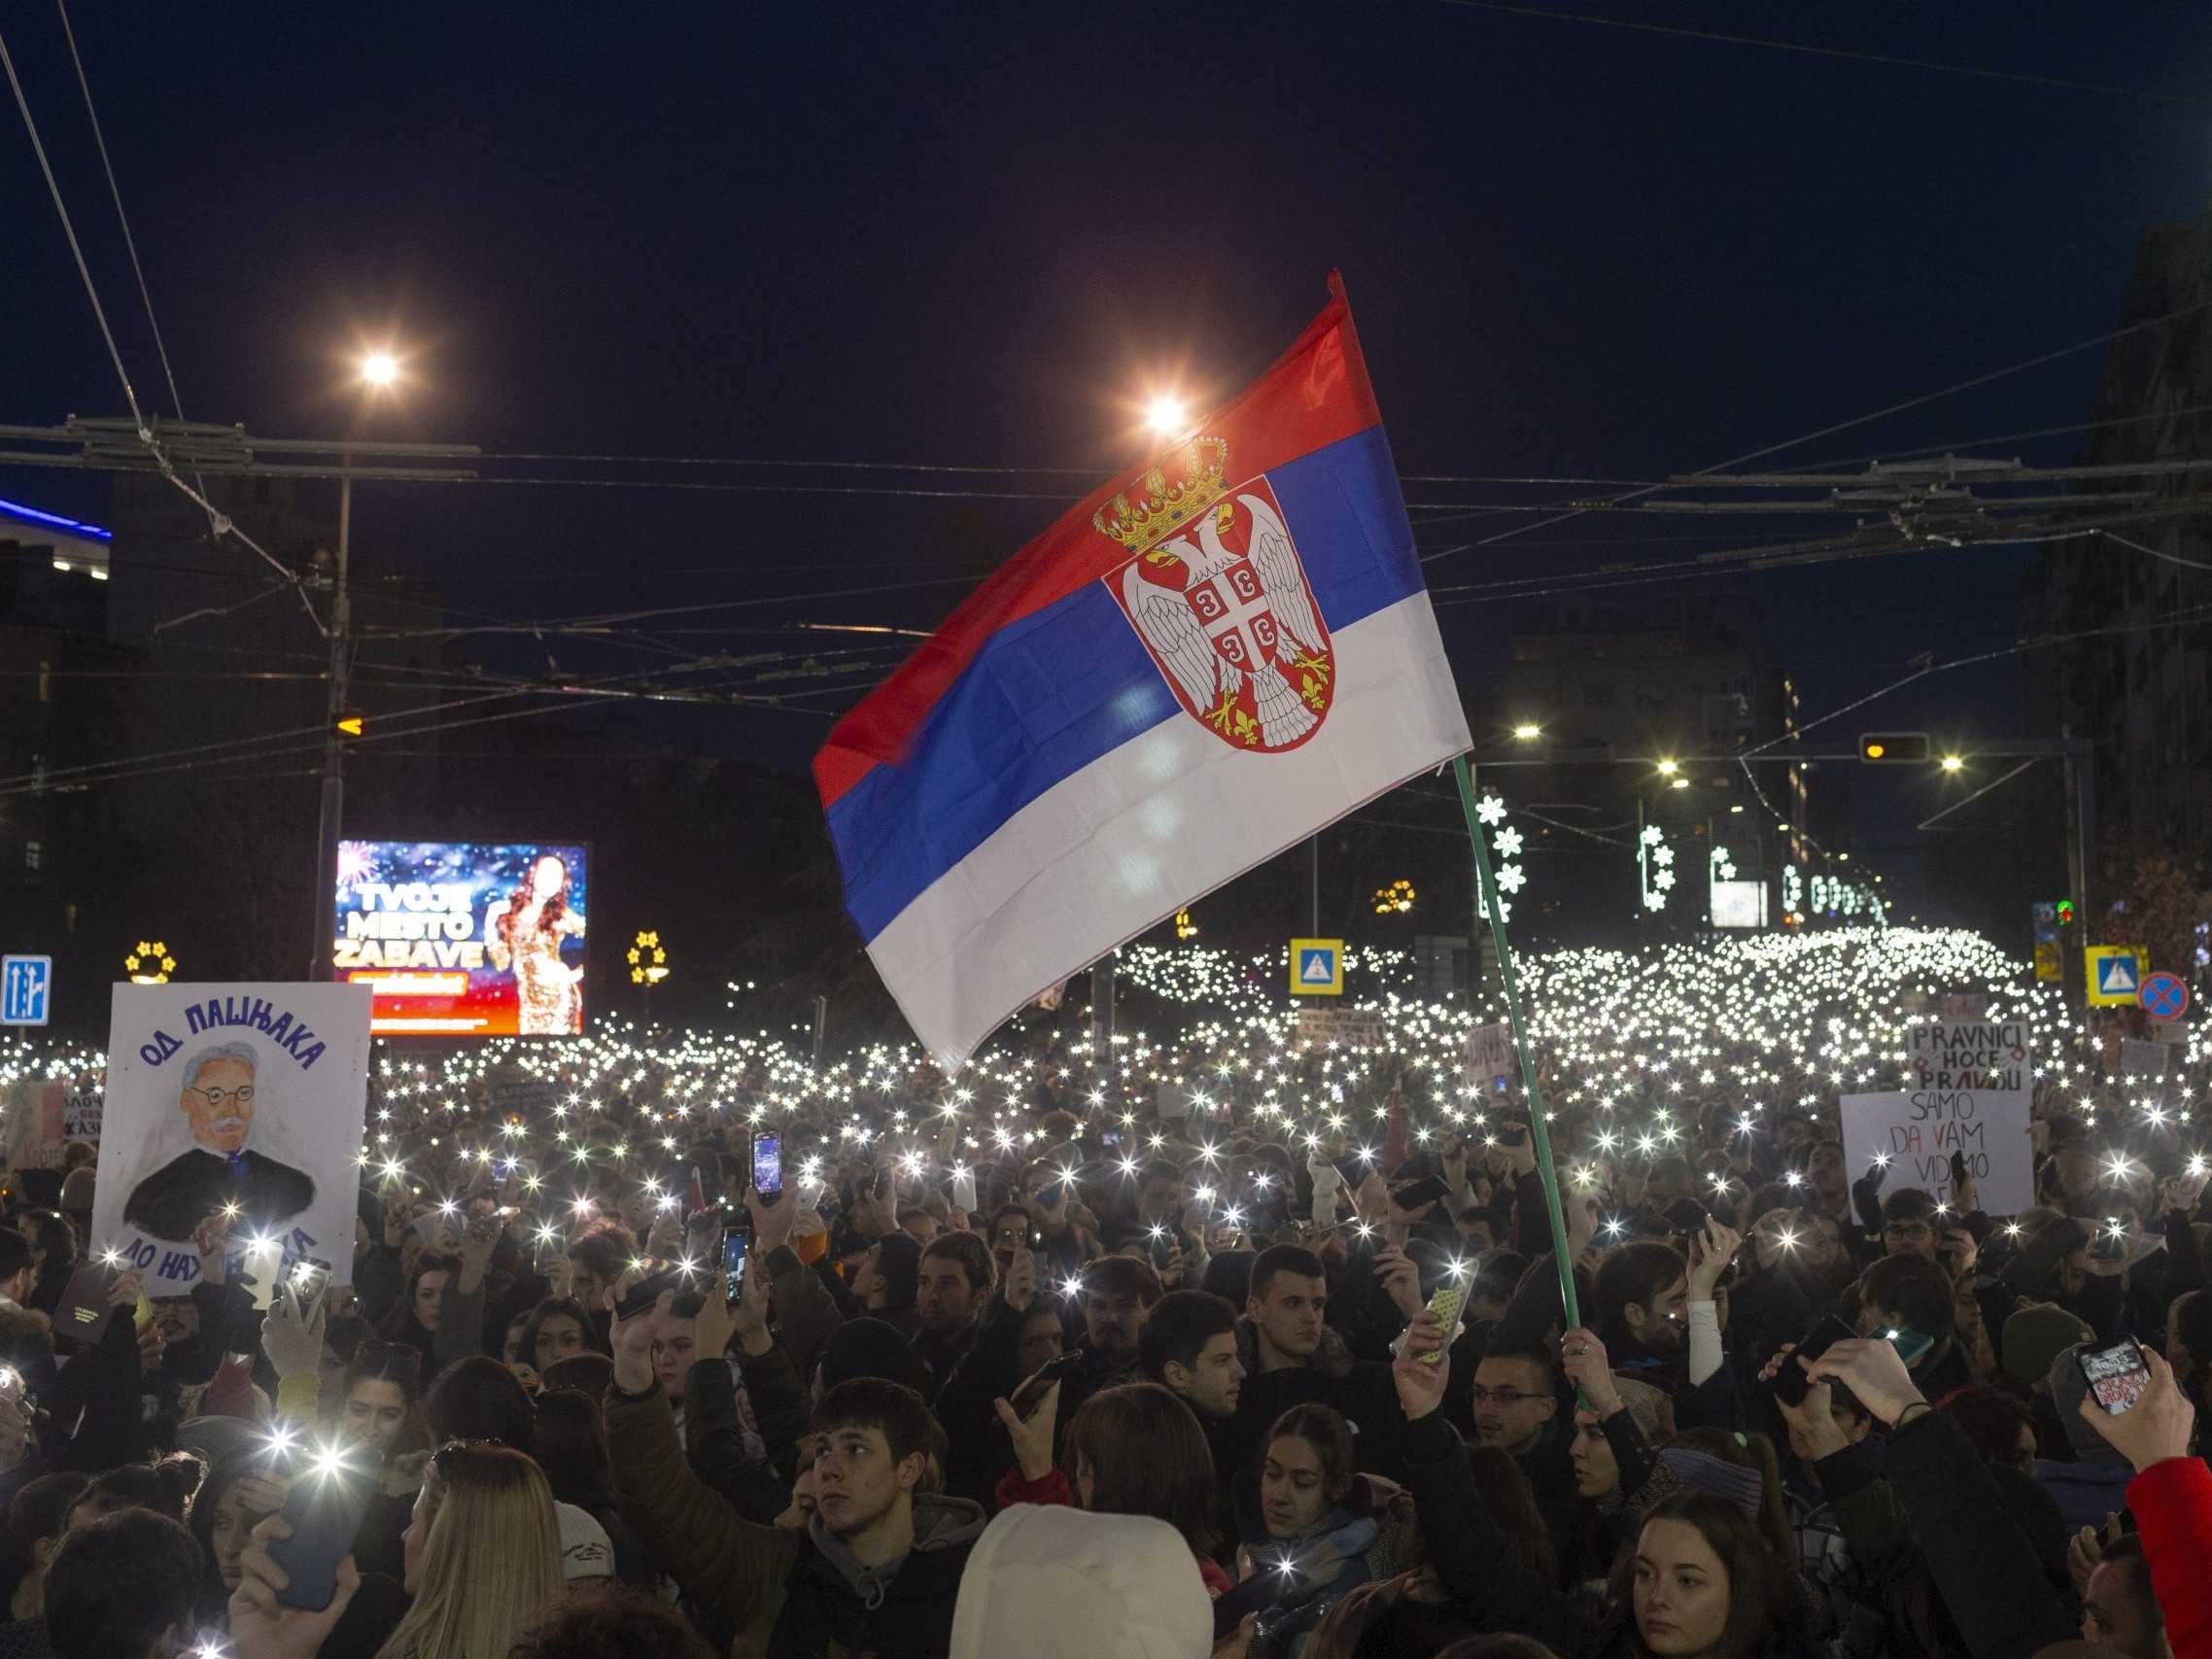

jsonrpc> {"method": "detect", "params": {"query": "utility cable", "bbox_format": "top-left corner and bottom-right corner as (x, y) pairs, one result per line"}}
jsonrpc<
(0, 17), (143, 431)
(1434, 0), (2212, 112)
(53, 0), (186, 423)
(1425, 297), (2212, 559)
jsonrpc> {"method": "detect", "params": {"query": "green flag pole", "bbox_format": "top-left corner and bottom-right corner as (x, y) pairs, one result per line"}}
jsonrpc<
(1453, 755), (1581, 1330)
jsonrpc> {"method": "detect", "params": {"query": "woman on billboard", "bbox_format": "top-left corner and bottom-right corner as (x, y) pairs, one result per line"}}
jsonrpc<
(485, 851), (586, 1034)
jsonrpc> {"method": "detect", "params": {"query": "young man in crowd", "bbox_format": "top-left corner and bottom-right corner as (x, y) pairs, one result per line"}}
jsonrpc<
(605, 1287), (985, 1656)
(1232, 1243), (1408, 1480)
(931, 1242), (1062, 1503)
(1138, 1288), (1244, 1478)
(1052, 1254), (1161, 1428)
(913, 1232), (994, 1395)
(1469, 1337), (1587, 1582)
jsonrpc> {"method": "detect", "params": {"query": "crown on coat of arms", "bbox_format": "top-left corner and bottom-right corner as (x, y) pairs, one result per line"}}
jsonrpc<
(1092, 435), (1230, 552)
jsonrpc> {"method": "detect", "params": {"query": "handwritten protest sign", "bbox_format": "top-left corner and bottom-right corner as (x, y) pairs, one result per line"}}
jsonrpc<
(61, 1087), (101, 1142)
(1297, 1007), (1392, 1049)
(92, 983), (371, 1293)
(1464, 1022), (1514, 1090)
(1908, 1020), (2028, 1092)
(1840, 1085), (2032, 1215)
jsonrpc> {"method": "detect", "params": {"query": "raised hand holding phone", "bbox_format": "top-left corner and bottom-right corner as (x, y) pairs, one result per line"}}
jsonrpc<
(2076, 1346), (2195, 1470)
(993, 1378), (1061, 1484)
(231, 1510), (361, 1659)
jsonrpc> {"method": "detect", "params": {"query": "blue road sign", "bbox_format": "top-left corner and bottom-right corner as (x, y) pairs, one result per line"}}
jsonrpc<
(2140, 971), (2191, 1021)
(1, 955), (52, 1026)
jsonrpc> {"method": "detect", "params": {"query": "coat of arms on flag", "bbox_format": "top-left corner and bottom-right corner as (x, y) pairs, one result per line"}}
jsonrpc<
(1099, 436), (1334, 753)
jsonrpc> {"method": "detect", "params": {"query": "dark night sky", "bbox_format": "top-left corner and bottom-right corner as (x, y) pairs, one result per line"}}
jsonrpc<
(5, 2), (2211, 918)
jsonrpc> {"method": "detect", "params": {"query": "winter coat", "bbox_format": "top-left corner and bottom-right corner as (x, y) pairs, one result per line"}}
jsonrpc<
(604, 1375), (985, 1658)
(1228, 1319), (1410, 1484)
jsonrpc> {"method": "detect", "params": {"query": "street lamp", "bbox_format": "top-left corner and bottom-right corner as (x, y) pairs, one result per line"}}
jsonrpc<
(1511, 722), (1542, 742)
(1144, 394), (1189, 437)
(311, 349), (404, 979)
(1656, 758), (1680, 777)
(1940, 754), (1964, 774)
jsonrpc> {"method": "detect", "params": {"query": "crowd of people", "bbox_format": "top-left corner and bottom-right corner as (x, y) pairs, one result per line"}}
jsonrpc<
(0, 925), (2208, 1658)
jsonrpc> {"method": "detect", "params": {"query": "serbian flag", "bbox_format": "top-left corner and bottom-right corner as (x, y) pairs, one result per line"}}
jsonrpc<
(814, 275), (1470, 1063)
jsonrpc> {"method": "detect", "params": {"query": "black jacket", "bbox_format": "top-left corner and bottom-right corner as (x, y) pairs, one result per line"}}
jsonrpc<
(1228, 1319), (1410, 1483)
(122, 1148), (315, 1242)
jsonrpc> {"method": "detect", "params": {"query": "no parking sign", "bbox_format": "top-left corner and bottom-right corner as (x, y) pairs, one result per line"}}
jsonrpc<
(2140, 971), (2190, 1022)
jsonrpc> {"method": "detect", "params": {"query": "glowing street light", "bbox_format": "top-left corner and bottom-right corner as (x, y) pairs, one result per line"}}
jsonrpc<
(1511, 722), (1542, 742)
(1656, 758), (1680, 777)
(1144, 394), (1189, 437)
(360, 350), (399, 388)
(1940, 754), (1964, 774)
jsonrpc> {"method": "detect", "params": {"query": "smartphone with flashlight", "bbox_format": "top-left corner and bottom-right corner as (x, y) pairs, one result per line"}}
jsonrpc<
(1884, 1328), (1935, 1368)
(1417, 1277), (1470, 1365)
(752, 1132), (783, 1204)
(722, 1229), (749, 1304)
(267, 1456), (375, 1612)
(1771, 1314), (1857, 1407)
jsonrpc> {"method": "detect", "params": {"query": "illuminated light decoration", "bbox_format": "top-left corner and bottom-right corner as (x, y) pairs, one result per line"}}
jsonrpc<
(629, 931), (670, 986)
(1472, 795), (1525, 923)
(0, 497), (112, 540)
(1372, 879), (1416, 916)
(1639, 826), (1672, 914)
(1174, 908), (1199, 941)
(124, 940), (178, 985)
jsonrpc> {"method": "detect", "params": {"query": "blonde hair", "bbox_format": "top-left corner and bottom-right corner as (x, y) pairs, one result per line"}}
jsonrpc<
(375, 1443), (560, 1659)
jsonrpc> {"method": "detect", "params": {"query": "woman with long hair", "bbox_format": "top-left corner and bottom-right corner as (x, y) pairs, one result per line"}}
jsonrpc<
(531, 1389), (654, 1586)
(992, 1380), (1231, 1597)
(374, 1440), (562, 1659)
(1231, 1402), (1427, 1655)
(187, 1447), (292, 1633)
(485, 852), (585, 1036)
(381, 1255), (460, 1357)
(1400, 1321), (1820, 1659)
(520, 1296), (604, 1374)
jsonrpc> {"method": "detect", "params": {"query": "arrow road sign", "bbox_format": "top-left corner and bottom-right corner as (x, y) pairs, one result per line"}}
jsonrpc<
(1, 955), (52, 1026)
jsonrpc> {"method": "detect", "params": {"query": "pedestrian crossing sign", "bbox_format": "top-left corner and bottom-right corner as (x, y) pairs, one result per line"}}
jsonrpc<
(1289, 938), (1344, 997)
(2087, 944), (2150, 1008)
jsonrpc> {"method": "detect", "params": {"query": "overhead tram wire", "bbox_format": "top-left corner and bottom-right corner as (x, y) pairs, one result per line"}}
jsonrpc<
(53, 0), (186, 424)
(0, 23), (322, 631)
(1432, 0), (2212, 112)
(1418, 296), (2212, 560)
(0, 643), (894, 800)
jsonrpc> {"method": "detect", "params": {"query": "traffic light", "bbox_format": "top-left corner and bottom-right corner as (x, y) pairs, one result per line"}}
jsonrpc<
(1857, 732), (1930, 764)
(334, 709), (365, 739)
(2056, 898), (2077, 926)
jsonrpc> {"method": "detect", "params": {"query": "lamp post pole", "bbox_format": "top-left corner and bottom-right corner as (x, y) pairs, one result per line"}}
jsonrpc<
(309, 461), (351, 981)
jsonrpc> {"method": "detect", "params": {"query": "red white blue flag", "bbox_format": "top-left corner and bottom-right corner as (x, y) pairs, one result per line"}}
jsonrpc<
(815, 276), (1470, 1062)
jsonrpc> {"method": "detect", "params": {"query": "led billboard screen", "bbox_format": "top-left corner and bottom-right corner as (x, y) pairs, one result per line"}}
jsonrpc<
(333, 841), (588, 1036)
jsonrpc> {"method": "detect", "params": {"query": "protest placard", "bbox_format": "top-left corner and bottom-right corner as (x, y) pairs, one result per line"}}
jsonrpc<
(1296, 1007), (1392, 1048)
(1464, 1021), (1514, 1088)
(1840, 1085), (2032, 1215)
(91, 983), (371, 1294)
(61, 1086), (101, 1142)
(1908, 1020), (2028, 1092)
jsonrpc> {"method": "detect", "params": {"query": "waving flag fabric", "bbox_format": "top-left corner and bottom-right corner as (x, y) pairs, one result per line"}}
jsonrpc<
(815, 275), (1470, 1063)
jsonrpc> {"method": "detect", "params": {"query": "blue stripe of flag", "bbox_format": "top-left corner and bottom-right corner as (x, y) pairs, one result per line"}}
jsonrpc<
(826, 425), (1428, 942)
